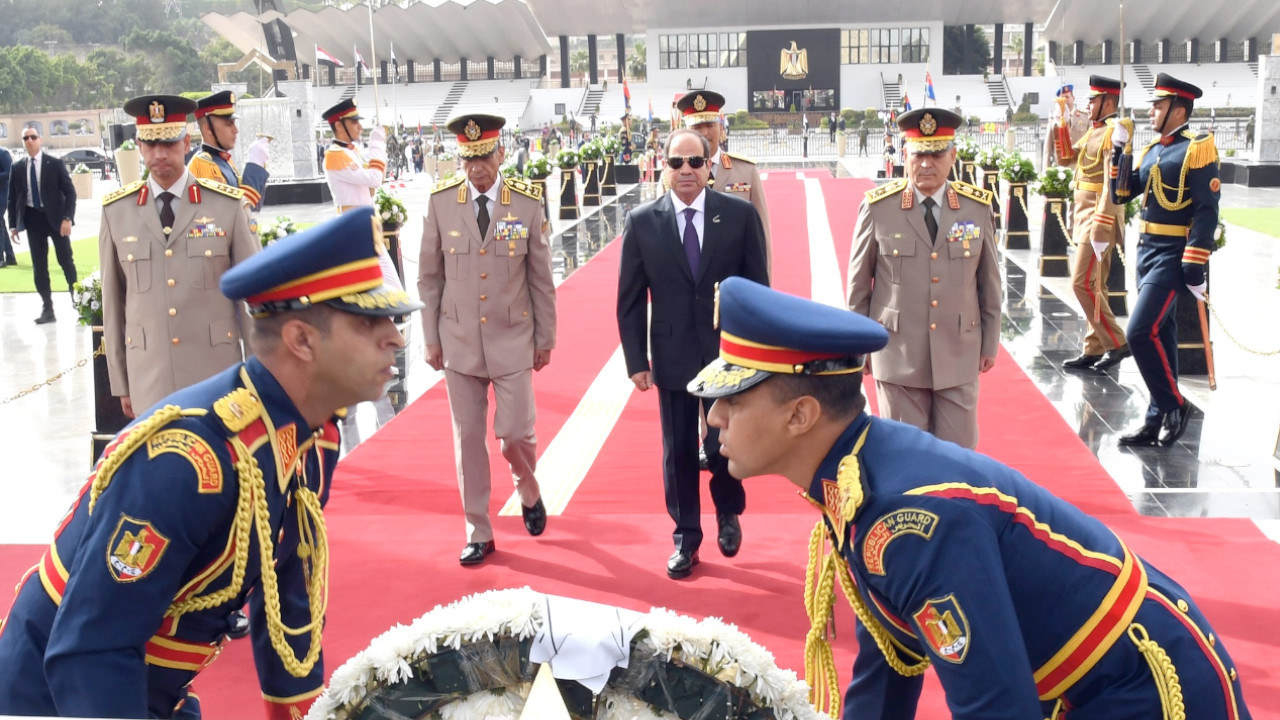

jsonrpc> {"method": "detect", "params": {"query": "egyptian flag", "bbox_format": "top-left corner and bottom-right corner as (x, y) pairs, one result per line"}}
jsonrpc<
(316, 45), (343, 67)
(902, 92), (912, 111)
(623, 78), (632, 114)
(925, 71), (936, 101)
(355, 45), (370, 72)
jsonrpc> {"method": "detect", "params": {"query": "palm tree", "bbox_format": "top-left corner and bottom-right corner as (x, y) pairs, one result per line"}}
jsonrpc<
(628, 40), (647, 80)
(570, 50), (590, 84)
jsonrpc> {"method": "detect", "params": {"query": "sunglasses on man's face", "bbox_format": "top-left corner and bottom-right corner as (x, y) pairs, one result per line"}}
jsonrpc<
(23, 135), (39, 141)
(666, 155), (706, 170)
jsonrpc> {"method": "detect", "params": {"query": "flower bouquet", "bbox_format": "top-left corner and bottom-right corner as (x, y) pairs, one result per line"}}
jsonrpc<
(524, 153), (552, 180)
(1034, 165), (1074, 198)
(975, 144), (1004, 169)
(997, 151), (1036, 184)
(579, 139), (603, 162)
(258, 215), (300, 248)
(374, 187), (408, 228)
(501, 161), (521, 178)
(600, 134), (622, 158)
(72, 272), (103, 326)
(556, 148), (580, 170)
(307, 588), (833, 720)
(954, 136), (979, 162)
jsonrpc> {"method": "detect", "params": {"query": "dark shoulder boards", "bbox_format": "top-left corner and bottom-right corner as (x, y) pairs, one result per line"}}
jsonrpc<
(865, 178), (908, 204)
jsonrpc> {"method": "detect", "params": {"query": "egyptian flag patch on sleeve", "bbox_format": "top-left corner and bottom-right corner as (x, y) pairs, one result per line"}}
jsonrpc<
(913, 594), (971, 663)
(107, 515), (171, 583)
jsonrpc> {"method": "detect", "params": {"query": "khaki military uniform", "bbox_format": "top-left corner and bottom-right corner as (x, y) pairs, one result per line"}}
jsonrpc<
(1063, 117), (1127, 355)
(1043, 108), (1090, 170)
(99, 175), (258, 413)
(846, 179), (1003, 449)
(710, 150), (772, 271)
(418, 175), (557, 543)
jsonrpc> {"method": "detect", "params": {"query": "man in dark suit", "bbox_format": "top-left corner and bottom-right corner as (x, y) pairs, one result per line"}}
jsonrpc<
(0, 144), (15, 267)
(8, 126), (78, 323)
(616, 128), (769, 579)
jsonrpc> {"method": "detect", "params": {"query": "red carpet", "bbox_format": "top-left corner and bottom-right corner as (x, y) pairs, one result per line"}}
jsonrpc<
(2, 175), (1277, 718)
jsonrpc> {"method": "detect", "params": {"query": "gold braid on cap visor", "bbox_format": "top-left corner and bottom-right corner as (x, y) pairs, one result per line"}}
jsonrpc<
(136, 123), (187, 142)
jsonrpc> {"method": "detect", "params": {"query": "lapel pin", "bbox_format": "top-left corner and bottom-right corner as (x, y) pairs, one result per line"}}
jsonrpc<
(711, 214), (721, 224)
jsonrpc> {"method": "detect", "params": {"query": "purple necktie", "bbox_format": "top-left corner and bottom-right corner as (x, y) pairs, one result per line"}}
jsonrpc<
(682, 207), (700, 274)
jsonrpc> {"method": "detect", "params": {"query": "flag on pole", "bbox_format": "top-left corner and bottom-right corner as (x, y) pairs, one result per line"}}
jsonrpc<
(647, 97), (654, 124)
(316, 45), (343, 66)
(925, 71), (936, 101)
(390, 42), (398, 82)
(355, 45), (369, 72)
(622, 78), (632, 114)
(902, 92), (912, 111)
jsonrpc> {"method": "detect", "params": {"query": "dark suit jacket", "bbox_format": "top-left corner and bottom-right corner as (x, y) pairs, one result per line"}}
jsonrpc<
(0, 148), (12, 221)
(7, 152), (76, 233)
(617, 189), (769, 390)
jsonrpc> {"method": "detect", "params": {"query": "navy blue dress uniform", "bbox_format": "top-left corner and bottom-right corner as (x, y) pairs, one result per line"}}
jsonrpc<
(0, 208), (420, 719)
(689, 277), (1251, 720)
(188, 90), (270, 210)
(1111, 74), (1219, 447)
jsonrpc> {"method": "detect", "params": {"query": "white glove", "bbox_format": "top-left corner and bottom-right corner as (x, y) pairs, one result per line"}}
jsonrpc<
(1186, 282), (1207, 301)
(247, 136), (270, 167)
(366, 125), (387, 163)
(1111, 122), (1130, 148)
(1091, 241), (1110, 260)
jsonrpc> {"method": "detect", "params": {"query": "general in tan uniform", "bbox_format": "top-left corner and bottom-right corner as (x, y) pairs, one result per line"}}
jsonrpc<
(846, 108), (1002, 449)
(1058, 75), (1131, 373)
(100, 95), (258, 418)
(675, 90), (773, 272)
(418, 113), (557, 566)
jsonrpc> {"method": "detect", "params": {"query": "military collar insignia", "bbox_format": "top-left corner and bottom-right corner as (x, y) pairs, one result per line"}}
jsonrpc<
(464, 119), (483, 141)
(149, 101), (166, 123)
(920, 112), (938, 136)
(694, 94), (707, 112)
(947, 186), (960, 210)
(215, 387), (262, 433)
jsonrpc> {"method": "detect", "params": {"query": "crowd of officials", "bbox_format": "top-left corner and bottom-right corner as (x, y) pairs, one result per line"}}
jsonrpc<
(0, 74), (1248, 720)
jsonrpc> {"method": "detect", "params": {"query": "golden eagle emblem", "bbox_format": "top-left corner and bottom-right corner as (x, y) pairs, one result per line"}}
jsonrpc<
(780, 41), (809, 80)
(920, 113), (938, 136)
(149, 101), (166, 123)
(464, 119), (482, 141)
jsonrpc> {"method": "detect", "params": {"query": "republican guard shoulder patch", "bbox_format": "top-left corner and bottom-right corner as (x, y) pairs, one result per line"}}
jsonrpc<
(147, 429), (223, 493)
(107, 515), (170, 582)
(862, 508), (938, 575)
(913, 594), (971, 663)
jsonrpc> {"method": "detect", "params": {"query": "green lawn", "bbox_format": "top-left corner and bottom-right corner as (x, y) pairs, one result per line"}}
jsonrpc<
(1221, 208), (1280, 239)
(0, 236), (99, 293)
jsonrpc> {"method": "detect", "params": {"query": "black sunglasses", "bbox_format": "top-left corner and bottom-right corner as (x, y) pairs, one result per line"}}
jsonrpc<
(22, 135), (39, 141)
(666, 155), (706, 170)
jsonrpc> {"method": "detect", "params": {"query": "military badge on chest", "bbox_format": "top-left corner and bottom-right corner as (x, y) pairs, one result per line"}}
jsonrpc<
(188, 217), (227, 238)
(107, 515), (171, 582)
(947, 221), (979, 253)
(495, 213), (527, 255)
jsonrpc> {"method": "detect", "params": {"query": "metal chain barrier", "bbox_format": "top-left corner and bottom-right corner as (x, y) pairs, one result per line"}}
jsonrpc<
(1207, 300), (1280, 356)
(3, 342), (105, 405)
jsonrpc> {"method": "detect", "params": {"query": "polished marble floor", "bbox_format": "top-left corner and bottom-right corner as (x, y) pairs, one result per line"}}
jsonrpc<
(2, 159), (1277, 547)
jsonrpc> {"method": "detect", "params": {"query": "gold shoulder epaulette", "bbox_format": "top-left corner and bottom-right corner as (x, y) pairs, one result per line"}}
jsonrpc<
(865, 178), (908, 204)
(213, 387), (262, 433)
(433, 175), (466, 194)
(505, 177), (543, 201)
(724, 151), (757, 165)
(103, 180), (145, 206)
(1185, 132), (1219, 170)
(951, 180), (993, 206)
(197, 178), (245, 200)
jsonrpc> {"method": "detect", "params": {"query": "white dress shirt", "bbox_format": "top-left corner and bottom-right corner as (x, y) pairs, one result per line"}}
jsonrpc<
(669, 188), (707, 250)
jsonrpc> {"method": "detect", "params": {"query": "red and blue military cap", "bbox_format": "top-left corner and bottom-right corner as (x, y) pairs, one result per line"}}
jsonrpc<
(1056, 84), (1075, 97)
(220, 207), (423, 318)
(688, 277), (889, 398)
(123, 94), (196, 143)
(1086, 75), (1124, 98)
(1150, 73), (1202, 102)
(194, 90), (238, 120)
(322, 98), (363, 125)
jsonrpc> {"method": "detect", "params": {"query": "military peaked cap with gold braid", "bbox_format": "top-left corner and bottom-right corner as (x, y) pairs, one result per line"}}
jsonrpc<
(447, 113), (505, 157)
(220, 207), (423, 318)
(897, 108), (961, 154)
(688, 278), (889, 398)
(676, 89), (726, 127)
(123, 94), (195, 143)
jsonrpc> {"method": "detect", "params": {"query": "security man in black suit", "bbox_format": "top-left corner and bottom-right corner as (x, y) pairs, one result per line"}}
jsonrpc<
(0, 144), (15, 267)
(616, 127), (770, 579)
(7, 125), (78, 323)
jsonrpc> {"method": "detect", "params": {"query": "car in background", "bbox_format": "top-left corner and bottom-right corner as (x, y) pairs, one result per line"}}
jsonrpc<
(59, 148), (113, 177)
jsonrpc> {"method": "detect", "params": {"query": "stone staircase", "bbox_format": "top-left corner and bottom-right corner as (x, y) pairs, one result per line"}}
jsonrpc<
(430, 82), (467, 125)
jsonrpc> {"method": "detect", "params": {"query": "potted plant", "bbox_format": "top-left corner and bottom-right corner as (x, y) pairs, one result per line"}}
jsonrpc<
(599, 134), (622, 196)
(71, 163), (94, 200)
(1034, 165), (1074, 276)
(258, 215), (300, 248)
(115, 139), (141, 185)
(954, 136), (979, 185)
(500, 161), (521, 179)
(556, 148), (580, 220)
(436, 152), (455, 180)
(578, 140), (603, 206)
(998, 151), (1036, 250)
(975, 145), (1004, 230)
(524, 153), (553, 218)
(374, 187), (410, 285)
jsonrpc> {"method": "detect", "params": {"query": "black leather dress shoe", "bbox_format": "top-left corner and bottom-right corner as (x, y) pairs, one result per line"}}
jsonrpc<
(226, 609), (250, 640)
(1158, 405), (1193, 447)
(459, 540), (496, 566)
(522, 498), (547, 536)
(1118, 422), (1161, 447)
(666, 549), (699, 579)
(1091, 346), (1132, 373)
(34, 307), (55, 324)
(1061, 353), (1103, 370)
(716, 513), (742, 557)
(0, 258), (7, 268)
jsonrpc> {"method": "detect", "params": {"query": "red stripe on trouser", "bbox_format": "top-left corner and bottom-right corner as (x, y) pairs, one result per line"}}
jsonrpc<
(1150, 290), (1183, 406)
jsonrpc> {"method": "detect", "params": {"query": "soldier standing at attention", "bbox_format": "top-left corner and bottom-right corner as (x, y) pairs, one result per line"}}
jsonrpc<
(418, 113), (556, 566)
(0, 208), (421, 719)
(99, 95), (260, 419)
(321, 99), (387, 214)
(1059, 76), (1131, 374)
(846, 108), (1002, 449)
(187, 90), (271, 211)
(1110, 74), (1219, 447)
(689, 276), (1252, 720)
(1043, 84), (1091, 171)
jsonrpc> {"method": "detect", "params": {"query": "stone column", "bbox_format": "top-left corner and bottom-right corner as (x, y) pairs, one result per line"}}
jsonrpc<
(1256, 54), (1280, 162)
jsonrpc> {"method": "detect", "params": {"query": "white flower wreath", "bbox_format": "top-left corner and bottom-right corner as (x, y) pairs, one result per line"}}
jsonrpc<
(307, 588), (833, 720)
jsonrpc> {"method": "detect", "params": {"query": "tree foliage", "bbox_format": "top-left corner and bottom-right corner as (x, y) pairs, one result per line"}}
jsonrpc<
(942, 26), (993, 75)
